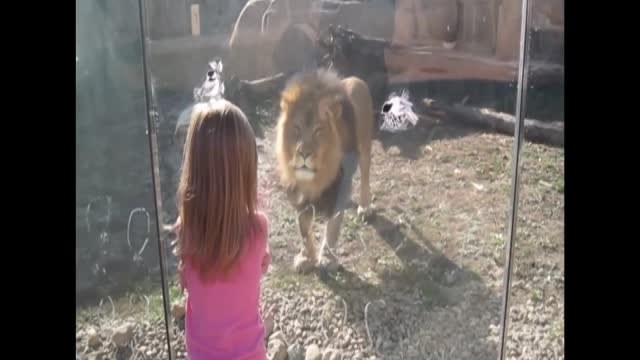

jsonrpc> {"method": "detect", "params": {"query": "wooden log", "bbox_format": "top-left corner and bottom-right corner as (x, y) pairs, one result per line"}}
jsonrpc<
(225, 72), (288, 106)
(385, 45), (517, 83)
(421, 97), (564, 147)
(319, 25), (563, 92)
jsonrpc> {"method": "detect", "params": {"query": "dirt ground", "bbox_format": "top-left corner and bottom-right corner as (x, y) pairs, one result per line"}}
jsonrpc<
(254, 103), (564, 360)
(76, 103), (564, 360)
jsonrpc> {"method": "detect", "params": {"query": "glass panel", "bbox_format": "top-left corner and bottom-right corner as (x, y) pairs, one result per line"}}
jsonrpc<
(142, 1), (527, 359)
(503, 0), (564, 359)
(76, 0), (172, 359)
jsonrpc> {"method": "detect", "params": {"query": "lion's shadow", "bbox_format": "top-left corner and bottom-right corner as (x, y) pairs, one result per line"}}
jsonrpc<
(315, 212), (500, 359)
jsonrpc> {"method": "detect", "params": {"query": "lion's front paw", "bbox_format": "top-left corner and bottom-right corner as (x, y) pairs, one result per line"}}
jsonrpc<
(293, 252), (317, 274)
(357, 205), (375, 221)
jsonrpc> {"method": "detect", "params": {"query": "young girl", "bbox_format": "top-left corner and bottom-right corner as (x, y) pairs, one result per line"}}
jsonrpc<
(174, 100), (271, 360)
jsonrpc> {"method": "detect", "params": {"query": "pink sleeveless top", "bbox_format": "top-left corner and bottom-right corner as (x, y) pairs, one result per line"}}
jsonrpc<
(183, 214), (270, 360)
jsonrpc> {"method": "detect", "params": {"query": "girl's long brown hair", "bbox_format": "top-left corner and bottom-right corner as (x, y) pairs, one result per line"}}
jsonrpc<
(176, 100), (260, 282)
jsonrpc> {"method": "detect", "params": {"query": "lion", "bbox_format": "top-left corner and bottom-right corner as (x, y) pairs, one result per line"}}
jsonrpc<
(275, 69), (374, 273)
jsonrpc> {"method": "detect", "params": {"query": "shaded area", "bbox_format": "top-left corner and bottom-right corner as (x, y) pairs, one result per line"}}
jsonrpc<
(76, 0), (163, 305)
(279, 199), (502, 358)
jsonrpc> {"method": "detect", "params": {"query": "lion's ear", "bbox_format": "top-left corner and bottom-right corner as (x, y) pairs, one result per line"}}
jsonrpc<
(318, 94), (342, 121)
(280, 84), (301, 113)
(280, 97), (289, 113)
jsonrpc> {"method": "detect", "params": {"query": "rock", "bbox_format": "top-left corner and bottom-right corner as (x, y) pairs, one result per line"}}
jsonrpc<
(269, 331), (286, 343)
(86, 327), (101, 349)
(111, 322), (135, 348)
(288, 343), (304, 360)
(445, 269), (458, 285)
(171, 302), (185, 320)
(340, 335), (351, 347)
(322, 348), (342, 360)
(388, 146), (401, 156)
(375, 337), (383, 350)
(176, 317), (186, 331)
(305, 344), (322, 360)
(87, 351), (105, 360)
(263, 312), (275, 339)
(267, 339), (287, 360)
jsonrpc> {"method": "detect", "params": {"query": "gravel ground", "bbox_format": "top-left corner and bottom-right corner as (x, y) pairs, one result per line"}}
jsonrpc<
(76, 114), (564, 360)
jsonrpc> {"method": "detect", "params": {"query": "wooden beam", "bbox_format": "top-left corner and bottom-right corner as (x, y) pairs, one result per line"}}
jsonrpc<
(319, 25), (563, 88)
(421, 97), (564, 147)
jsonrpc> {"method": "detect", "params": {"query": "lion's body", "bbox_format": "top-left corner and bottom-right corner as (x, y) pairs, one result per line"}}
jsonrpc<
(275, 69), (374, 272)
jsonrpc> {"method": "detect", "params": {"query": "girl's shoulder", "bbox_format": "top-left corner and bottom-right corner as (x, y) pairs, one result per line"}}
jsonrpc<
(253, 211), (269, 236)
(245, 212), (268, 256)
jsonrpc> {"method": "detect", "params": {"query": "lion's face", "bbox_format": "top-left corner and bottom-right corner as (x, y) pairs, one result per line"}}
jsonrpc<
(276, 92), (343, 199)
(287, 103), (336, 180)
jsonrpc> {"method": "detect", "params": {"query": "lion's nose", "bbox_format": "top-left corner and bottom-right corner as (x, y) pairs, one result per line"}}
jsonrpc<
(299, 150), (312, 160)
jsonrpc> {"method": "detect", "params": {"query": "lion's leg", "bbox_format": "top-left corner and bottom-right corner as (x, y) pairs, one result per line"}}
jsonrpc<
(293, 206), (318, 273)
(319, 211), (344, 271)
(357, 149), (374, 219)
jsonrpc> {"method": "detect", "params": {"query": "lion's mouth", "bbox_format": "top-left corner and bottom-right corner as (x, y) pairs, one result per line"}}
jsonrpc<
(294, 166), (316, 181)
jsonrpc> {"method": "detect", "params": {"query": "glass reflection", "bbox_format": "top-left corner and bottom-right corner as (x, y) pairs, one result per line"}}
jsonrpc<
(76, 0), (171, 358)
(503, 0), (564, 359)
(144, 0), (532, 359)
